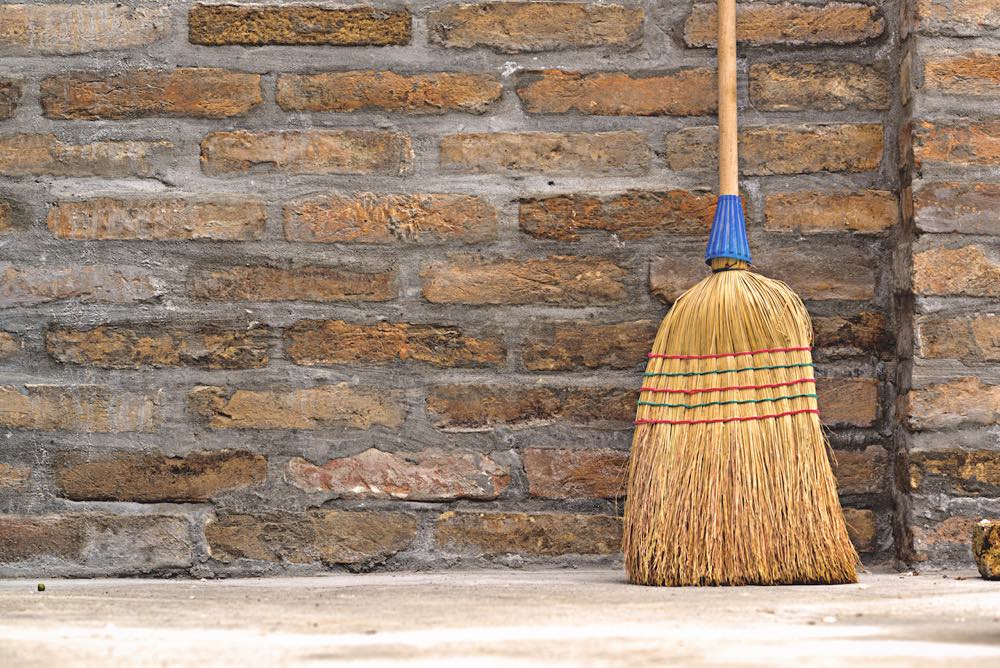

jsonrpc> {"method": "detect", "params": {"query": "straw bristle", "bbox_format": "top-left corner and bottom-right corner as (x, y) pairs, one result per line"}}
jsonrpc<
(623, 265), (859, 586)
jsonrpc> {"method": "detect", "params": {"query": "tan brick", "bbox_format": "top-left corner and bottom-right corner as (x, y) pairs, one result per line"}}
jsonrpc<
(47, 197), (265, 241)
(0, 134), (170, 178)
(0, 332), (21, 362)
(522, 448), (628, 499)
(42, 69), (262, 120)
(189, 4), (410, 46)
(0, 516), (84, 562)
(764, 190), (897, 234)
(206, 511), (417, 566)
(0, 200), (12, 235)
(435, 511), (622, 555)
(0, 79), (21, 119)
(516, 68), (715, 116)
(440, 131), (650, 175)
(843, 508), (877, 553)
(427, 2), (643, 52)
(56, 450), (266, 503)
(519, 190), (715, 241)
(0, 385), (159, 433)
(911, 449), (1000, 496)
(818, 378), (879, 428)
(750, 62), (889, 111)
(0, 4), (169, 55)
(924, 52), (1000, 96)
(189, 384), (406, 430)
(833, 446), (888, 496)
(283, 193), (497, 244)
(46, 324), (270, 370)
(913, 120), (1000, 167)
(665, 124), (882, 175)
(285, 320), (505, 368)
(0, 264), (160, 308)
(915, 0), (1000, 36)
(422, 255), (627, 306)
(0, 463), (30, 491)
(914, 182), (1000, 235)
(201, 130), (412, 176)
(191, 265), (396, 303)
(813, 312), (892, 358)
(916, 314), (1000, 362)
(906, 377), (1000, 430)
(277, 71), (501, 114)
(912, 245), (1000, 297)
(523, 320), (657, 371)
(427, 385), (636, 431)
(973, 521), (1000, 579)
(286, 448), (510, 501)
(685, 2), (883, 46)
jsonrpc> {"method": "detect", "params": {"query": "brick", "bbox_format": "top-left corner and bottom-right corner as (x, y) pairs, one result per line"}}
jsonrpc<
(749, 62), (889, 111)
(843, 508), (877, 553)
(913, 515), (979, 558)
(0, 332), (21, 362)
(285, 320), (505, 368)
(427, 2), (643, 53)
(435, 511), (622, 555)
(283, 193), (497, 244)
(813, 312), (892, 358)
(0, 134), (170, 178)
(664, 124), (882, 175)
(522, 448), (628, 499)
(0, 463), (30, 491)
(277, 71), (501, 114)
(189, 384), (406, 430)
(915, 0), (1000, 36)
(912, 245), (1000, 297)
(833, 446), (888, 496)
(0, 79), (21, 119)
(516, 69), (715, 116)
(973, 521), (1000, 579)
(913, 120), (1000, 167)
(914, 182), (1000, 235)
(426, 385), (636, 431)
(42, 69), (262, 120)
(205, 511), (417, 566)
(56, 450), (266, 503)
(0, 385), (159, 433)
(907, 377), (1000, 430)
(0, 516), (84, 562)
(440, 131), (650, 175)
(47, 197), (265, 241)
(924, 52), (1000, 96)
(0, 4), (169, 55)
(201, 130), (412, 176)
(765, 190), (897, 234)
(523, 320), (657, 371)
(189, 3), (410, 46)
(191, 265), (396, 303)
(817, 378), (879, 427)
(519, 190), (715, 241)
(911, 449), (1000, 496)
(0, 200), (12, 235)
(422, 255), (627, 305)
(46, 324), (270, 370)
(915, 314), (1000, 361)
(286, 448), (509, 501)
(0, 264), (160, 308)
(685, 2), (884, 46)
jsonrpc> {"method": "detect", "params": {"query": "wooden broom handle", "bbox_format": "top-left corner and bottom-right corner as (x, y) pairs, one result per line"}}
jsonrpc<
(717, 0), (739, 196)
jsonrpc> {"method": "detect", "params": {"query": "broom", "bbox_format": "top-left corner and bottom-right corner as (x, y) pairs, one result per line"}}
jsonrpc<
(622, 0), (859, 586)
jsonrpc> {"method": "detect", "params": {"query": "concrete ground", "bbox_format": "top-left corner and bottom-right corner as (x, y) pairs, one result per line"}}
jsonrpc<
(1, 569), (998, 667)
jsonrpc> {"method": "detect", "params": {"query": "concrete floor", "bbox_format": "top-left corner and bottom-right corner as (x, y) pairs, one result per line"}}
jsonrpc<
(1, 569), (999, 667)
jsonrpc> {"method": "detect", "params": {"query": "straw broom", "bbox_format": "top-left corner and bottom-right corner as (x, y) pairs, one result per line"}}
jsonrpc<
(622, 0), (859, 586)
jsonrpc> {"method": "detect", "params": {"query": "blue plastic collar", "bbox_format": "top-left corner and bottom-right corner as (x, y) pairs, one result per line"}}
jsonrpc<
(704, 194), (752, 265)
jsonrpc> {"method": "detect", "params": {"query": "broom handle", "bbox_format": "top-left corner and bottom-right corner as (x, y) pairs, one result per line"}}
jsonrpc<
(717, 0), (739, 196)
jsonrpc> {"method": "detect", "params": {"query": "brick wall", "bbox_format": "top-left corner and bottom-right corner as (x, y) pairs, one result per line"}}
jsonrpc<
(0, 0), (919, 576)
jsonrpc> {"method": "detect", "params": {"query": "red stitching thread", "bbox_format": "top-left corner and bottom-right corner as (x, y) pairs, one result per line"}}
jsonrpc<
(639, 378), (816, 395)
(646, 346), (811, 360)
(634, 408), (819, 426)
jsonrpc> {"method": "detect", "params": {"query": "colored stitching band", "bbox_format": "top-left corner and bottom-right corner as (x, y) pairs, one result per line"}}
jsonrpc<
(647, 346), (811, 360)
(639, 378), (815, 395)
(643, 362), (814, 378)
(637, 393), (817, 409)
(635, 408), (819, 426)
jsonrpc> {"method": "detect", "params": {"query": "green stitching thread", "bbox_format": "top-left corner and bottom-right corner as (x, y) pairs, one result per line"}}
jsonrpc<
(637, 393), (818, 409)
(643, 362), (813, 378)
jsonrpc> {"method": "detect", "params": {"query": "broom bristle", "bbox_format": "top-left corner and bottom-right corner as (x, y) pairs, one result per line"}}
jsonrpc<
(623, 263), (859, 586)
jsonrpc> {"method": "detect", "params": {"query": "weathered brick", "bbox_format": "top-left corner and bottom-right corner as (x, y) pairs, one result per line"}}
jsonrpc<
(749, 62), (889, 111)
(817, 378), (879, 427)
(286, 448), (509, 501)
(913, 120), (1000, 167)
(0, 200), (12, 235)
(284, 193), (497, 244)
(201, 130), (412, 176)
(191, 265), (397, 303)
(0, 463), (30, 491)
(422, 255), (627, 305)
(685, 2), (884, 46)
(47, 197), (265, 241)
(523, 320), (657, 371)
(0, 3), (169, 55)
(0, 134), (170, 178)
(764, 190), (897, 234)
(813, 312), (892, 358)
(206, 511), (417, 566)
(56, 450), (266, 503)
(46, 324), (271, 370)
(912, 245), (1000, 297)
(924, 52), (1000, 96)
(440, 131), (650, 175)
(843, 508), (877, 553)
(973, 521), (1000, 579)
(522, 448), (628, 499)
(0, 264), (160, 308)
(915, 314), (1000, 361)
(516, 69), (715, 116)
(906, 377), (1000, 430)
(914, 182), (1000, 234)
(0, 385), (159, 433)
(285, 320), (505, 368)
(915, 0), (1000, 36)
(519, 191), (715, 241)
(41, 69), (262, 120)
(833, 446), (888, 496)
(189, 4), (411, 46)
(427, 2), (643, 53)
(0, 332), (21, 362)
(189, 384), (406, 430)
(0, 516), (84, 562)
(911, 449), (1000, 496)
(0, 79), (21, 119)
(277, 71), (501, 114)
(435, 511), (622, 555)
(426, 385), (636, 431)
(913, 515), (979, 560)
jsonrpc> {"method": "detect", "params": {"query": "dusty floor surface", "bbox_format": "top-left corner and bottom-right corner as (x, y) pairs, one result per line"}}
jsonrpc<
(0, 569), (998, 667)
